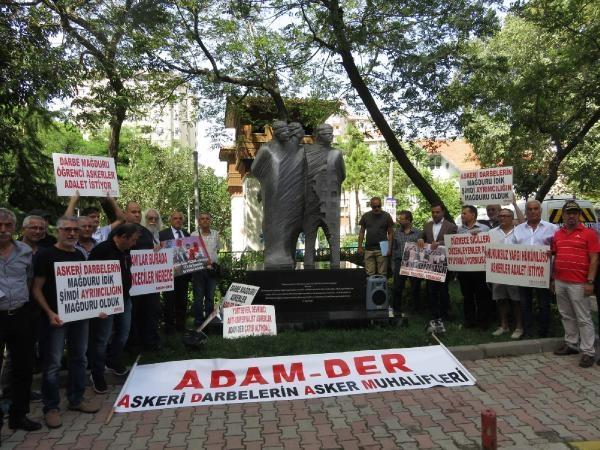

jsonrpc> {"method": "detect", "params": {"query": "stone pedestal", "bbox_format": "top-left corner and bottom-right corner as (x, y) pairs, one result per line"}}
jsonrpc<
(245, 261), (378, 324)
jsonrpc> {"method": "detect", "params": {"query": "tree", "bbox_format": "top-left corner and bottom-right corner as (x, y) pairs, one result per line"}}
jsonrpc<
(0, 4), (72, 214)
(294, 0), (498, 211)
(33, 0), (174, 160)
(118, 136), (231, 244)
(336, 124), (374, 229)
(443, 0), (600, 200)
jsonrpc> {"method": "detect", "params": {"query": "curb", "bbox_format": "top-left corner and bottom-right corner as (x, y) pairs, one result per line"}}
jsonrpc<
(449, 337), (563, 362)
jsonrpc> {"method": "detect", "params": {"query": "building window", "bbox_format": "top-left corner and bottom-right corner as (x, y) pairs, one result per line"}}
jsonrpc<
(429, 155), (442, 169)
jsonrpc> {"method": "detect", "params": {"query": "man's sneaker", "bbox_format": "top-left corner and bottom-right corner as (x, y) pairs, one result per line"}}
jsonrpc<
(579, 354), (595, 368)
(553, 344), (579, 356)
(426, 320), (437, 333)
(435, 319), (446, 334)
(90, 373), (108, 395)
(105, 362), (129, 377)
(492, 327), (509, 337)
(511, 328), (523, 340)
(44, 409), (62, 428)
(68, 398), (101, 413)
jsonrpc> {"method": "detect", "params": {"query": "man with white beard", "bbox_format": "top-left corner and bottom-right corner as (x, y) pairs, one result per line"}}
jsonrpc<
(142, 209), (163, 245)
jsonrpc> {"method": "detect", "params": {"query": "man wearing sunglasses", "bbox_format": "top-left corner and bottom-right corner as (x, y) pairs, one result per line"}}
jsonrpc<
(357, 197), (394, 276)
(32, 216), (100, 429)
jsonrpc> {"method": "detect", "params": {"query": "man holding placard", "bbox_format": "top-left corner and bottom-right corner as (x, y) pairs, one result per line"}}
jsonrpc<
(32, 216), (100, 429)
(511, 200), (558, 338)
(456, 205), (493, 330)
(418, 203), (457, 333)
(551, 201), (600, 368)
(88, 223), (140, 393)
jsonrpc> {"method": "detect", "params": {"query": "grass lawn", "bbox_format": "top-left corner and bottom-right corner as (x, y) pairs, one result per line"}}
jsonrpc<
(137, 279), (566, 365)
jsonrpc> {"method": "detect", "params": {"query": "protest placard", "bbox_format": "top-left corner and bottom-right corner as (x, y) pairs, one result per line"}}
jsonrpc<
(113, 345), (475, 413)
(52, 153), (119, 197)
(221, 283), (260, 309)
(130, 248), (175, 296)
(55, 260), (124, 322)
(444, 232), (490, 271)
(223, 304), (276, 339)
(459, 166), (513, 206)
(399, 242), (447, 282)
(162, 236), (209, 276)
(485, 243), (551, 288)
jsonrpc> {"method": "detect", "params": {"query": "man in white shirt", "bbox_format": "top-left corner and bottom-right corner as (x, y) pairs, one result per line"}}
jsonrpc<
(511, 200), (558, 338)
(191, 213), (221, 326)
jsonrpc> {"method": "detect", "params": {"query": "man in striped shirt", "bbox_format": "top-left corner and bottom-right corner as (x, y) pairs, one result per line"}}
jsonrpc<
(551, 200), (600, 368)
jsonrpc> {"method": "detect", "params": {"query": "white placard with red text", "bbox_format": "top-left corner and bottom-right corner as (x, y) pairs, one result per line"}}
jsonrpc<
(129, 249), (175, 296)
(113, 345), (475, 413)
(221, 283), (260, 309)
(459, 166), (513, 206)
(444, 232), (490, 271)
(52, 153), (120, 197)
(223, 305), (276, 339)
(485, 243), (551, 288)
(55, 260), (124, 322)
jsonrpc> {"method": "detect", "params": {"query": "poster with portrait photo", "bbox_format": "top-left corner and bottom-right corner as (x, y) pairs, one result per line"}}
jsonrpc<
(162, 236), (209, 276)
(399, 242), (448, 282)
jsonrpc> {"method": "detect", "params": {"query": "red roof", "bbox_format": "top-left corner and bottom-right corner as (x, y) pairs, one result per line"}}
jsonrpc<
(422, 140), (481, 171)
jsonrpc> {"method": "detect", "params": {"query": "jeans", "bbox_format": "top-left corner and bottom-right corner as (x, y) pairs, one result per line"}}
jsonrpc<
(519, 287), (552, 337)
(192, 270), (217, 326)
(392, 270), (421, 314)
(89, 298), (131, 377)
(41, 318), (89, 412)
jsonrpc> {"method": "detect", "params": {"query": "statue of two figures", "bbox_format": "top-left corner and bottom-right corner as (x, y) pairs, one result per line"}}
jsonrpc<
(251, 121), (346, 270)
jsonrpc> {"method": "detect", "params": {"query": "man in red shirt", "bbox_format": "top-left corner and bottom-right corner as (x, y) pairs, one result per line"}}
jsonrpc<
(551, 201), (600, 368)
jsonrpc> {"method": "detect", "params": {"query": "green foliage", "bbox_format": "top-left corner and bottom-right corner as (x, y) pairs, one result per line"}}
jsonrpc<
(230, 96), (342, 131)
(118, 135), (231, 244)
(443, 1), (600, 198)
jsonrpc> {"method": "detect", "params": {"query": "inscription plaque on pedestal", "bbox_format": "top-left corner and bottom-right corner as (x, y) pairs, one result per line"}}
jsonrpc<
(245, 261), (367, 323)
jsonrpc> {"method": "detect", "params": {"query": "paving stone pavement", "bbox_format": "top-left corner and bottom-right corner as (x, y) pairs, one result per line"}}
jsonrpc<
(1, 352), (599, 449)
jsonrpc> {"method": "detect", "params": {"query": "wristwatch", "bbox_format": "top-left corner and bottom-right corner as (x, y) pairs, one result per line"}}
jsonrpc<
(587, 278), (594, 284)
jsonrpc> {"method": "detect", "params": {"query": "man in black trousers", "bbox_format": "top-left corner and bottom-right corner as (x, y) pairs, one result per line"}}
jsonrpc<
(159, 211), (191, 333)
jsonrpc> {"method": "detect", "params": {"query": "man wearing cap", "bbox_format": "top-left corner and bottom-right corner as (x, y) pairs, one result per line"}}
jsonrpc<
(551, 201), (600, 368)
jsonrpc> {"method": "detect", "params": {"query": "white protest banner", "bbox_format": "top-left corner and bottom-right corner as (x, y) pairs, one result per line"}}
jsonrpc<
(221, 283), (260, 309)
(52, 153), (119, 197)
(400, 242), (447, 282)
(130, 249), (175, 296)
(459, 166), (513, 206)
(444, 232), (490, 271)
(223, 304), (277, 339)
(55, 260), (124, 322)
(485, 243), (550, 288)
(113, 345), (475, 413)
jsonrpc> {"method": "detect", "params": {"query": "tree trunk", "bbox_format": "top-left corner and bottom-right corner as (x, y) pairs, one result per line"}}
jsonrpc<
(535, 153), (565, 202)
(326, 4), (446, 212)
(108, 104), (126, 160)
(354, 189), (361, 231)
(268, 86), (289, 122)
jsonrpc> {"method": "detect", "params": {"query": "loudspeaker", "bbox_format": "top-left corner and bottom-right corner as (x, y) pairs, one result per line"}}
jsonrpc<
(366, 275), (389, 311)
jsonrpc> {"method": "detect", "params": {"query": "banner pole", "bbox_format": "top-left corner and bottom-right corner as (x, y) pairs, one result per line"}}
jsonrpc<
(105, 354), (141, 425)
(430, 333), (483, 390)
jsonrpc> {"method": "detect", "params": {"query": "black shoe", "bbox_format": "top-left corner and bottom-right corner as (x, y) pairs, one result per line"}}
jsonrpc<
(554, 344), (579, 356)
(106, 362), (130, 377)
(579, 354), (595, 368)
(9, 416), (42, 432)
(90, 373), (108, 394)
(30, 390), (42, 403)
